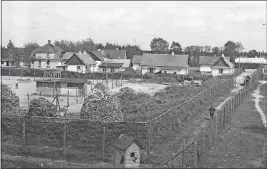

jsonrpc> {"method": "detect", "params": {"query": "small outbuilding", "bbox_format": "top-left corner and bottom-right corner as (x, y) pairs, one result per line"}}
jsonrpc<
(113, 134), (141, 168)
(36, 78), (87, 97)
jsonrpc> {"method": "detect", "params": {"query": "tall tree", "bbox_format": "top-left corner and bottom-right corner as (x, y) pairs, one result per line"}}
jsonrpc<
(150, 37), (169, 52)
(96, 43), (104, 50)
(248, 49), (259, 58)
(170, 41), (182, 54)
(212, 47), (222, 56)
(7, 40), (15, 49)
(24, 42), (39, 63)
(204, 45), (212, 53)
(223, 41), (237, 57)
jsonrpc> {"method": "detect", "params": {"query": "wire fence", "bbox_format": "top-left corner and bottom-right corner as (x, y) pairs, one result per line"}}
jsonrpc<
(161, 66), (264, 168)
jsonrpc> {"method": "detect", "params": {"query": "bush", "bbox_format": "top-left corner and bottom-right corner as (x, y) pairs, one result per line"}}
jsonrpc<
(1, 84), (20, 115)
(80, 83), (123, 121)
(27, 97), (56, 117)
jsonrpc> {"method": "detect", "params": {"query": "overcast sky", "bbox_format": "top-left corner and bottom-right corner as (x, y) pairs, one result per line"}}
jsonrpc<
(2, 1), (266, 51)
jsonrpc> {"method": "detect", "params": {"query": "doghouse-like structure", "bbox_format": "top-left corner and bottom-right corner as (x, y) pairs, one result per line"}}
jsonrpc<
(35, 78), (87, 97)
(113, 134), (141, 168)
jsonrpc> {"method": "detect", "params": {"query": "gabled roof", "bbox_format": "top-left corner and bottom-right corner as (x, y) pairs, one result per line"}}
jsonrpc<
(103, 59), (131, 68)
(30, 41), (65, 59)
(199, 56), (220, 66)
(60, 52), (75, 60)
(99, 62), (123, 68)
(140, 54), (189, 68)
(102, 49), (127, 59)
(75, 53), (97, 65)
(212, 57), (235, 68)
(113, 134), (139, 151)
(132, 55), (143, 64)
(90, 50), (108, 61)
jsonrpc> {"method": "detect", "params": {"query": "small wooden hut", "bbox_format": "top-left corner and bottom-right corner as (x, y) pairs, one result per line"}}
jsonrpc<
(36, 78), (87, 97)
(113, 134), (141, 168)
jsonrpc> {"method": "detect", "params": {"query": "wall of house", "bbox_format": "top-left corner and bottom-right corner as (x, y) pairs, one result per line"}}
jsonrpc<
(99, 67), (120, 73)
(1, 61), (15, 67)
(31, 60), (62, 69)
(211, 68), (234, 76)
(161, 68), (188, 75)
(124, 143), (140, 168)
(114, 150), (124, 168)
(35, 53), (55, 59)
(67, 65), (87, 73)
(200, 65), (212, 73)
(141, 66), (161, 75)
(132, 64), (140, 71)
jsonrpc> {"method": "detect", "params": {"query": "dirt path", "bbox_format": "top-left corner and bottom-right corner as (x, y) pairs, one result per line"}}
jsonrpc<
(200, 82), (267, 168)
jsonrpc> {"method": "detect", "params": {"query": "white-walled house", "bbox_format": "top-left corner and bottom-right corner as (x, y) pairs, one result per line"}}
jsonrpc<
(30, 40), (66, 70)
(140, 54), (189, 75)
(132, 55), (142, 71)
(89, 50), (109, 72)
(64, 51), (97, 73)
(98, 59), (131, 73)
(199, 56), (221, 74)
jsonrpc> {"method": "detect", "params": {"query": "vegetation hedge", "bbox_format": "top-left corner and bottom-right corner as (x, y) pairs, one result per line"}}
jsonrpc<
(1, 84), (20, 115)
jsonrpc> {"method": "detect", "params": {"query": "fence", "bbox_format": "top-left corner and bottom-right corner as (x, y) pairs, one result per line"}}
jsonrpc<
(162, 66), (264, 168)
(1, 116), (148, 163)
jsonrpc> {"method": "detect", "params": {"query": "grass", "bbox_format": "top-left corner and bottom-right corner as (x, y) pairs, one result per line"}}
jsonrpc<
(199, 83), (267, 168)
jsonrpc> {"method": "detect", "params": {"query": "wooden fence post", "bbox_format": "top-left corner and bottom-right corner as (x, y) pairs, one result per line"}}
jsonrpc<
(223, 106), (226, 129)
(202, 127), (205, 154)
(22, 117), (26, 144)
(120, 75), (122, 87)
(102, 126), (106, 162)
(182, 139), (185, 168)
(67, 90), (69, 107)
(112, 78), (113, 89)
(209, 119), (212, 147)
(193, 135), (198, 168)
(215, 112), (218, 140)
(172, 153), (175, 168)
(63, 122), (67, 156)
(27, 93), (30, 109)
(76, 88), (78, 104)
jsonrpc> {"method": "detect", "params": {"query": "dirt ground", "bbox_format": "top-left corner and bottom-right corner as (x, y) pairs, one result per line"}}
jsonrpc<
(199, 81), (267, 168)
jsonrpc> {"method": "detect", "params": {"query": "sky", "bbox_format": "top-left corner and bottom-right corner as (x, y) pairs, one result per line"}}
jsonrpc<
(2, 1), (267, 52)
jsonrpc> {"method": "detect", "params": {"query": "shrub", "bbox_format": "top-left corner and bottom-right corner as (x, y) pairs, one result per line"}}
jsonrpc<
(27, 97), (56, 117)
(80, 83), (123, 121)
(1, 84), (20, 115)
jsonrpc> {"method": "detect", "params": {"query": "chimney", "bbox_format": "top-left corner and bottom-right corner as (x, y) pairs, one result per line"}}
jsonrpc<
(79, 51), (82, 55)
(48, 40), (51, 44)
(98, 49), (101, 51)
(116, 48), (118, 50)
(171, 51), (174, 55)
(102, 51), (104, 55)
(83, 51), (86, 54)
(222, 54), (224, 57)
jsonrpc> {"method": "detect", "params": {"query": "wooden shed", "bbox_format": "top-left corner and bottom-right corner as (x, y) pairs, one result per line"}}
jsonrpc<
(113, 134), (141, 168)
(36, 78), (87, 97)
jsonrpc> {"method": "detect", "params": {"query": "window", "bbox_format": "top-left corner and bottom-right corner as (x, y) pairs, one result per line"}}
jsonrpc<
(47, 53), (49, 56)
(111, 68), (114, 72)
(219, 69), (223, 74)
(164, 71), (167, 74)
(130, 152), (135, 157)
(39, 60), (41, 65)
(103, 68), (106, 72)
(1, 61), (4, 64)
(47, 60), (50, 65)
(77, 66), (81, 70)
(46, 66), (50, 68)
(149, 68), (154, 73)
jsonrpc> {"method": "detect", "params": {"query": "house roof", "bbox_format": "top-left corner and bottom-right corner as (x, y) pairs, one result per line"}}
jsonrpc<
(140, 54), (189, 68)
(90, 50), (108, 61)
(223, 57), (235, 68)
(113, 134), (139, 151)
(103, 59), (131, 68)
(75, 53), (97, 65)
(102, 49), (127, 59)
(235, 57), (267, 64)
(30, 41), (65, 59)
(212, 57), (235, 68)
(99, 62), (123, 68)
(199, 56), (220, 66)
(132, 55), (143, 64)
(60, 52), (75, 60)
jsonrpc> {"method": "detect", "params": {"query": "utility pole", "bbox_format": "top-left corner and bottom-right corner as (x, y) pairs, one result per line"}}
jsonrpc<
(105, 63), (108, 87)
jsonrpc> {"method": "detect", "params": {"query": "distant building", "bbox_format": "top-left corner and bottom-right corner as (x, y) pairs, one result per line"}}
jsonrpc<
(199, 56), (221, 74)
(102, 49), (127, 60)
(132, 55), (143, 71)
(98, 59), (130, 73)
(140, 53), (189, 75)
(1, 48), (25, 67)
(89, 50), (109, 71)
(64, 51), (97, 73)
(30, 40), (67, 70)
